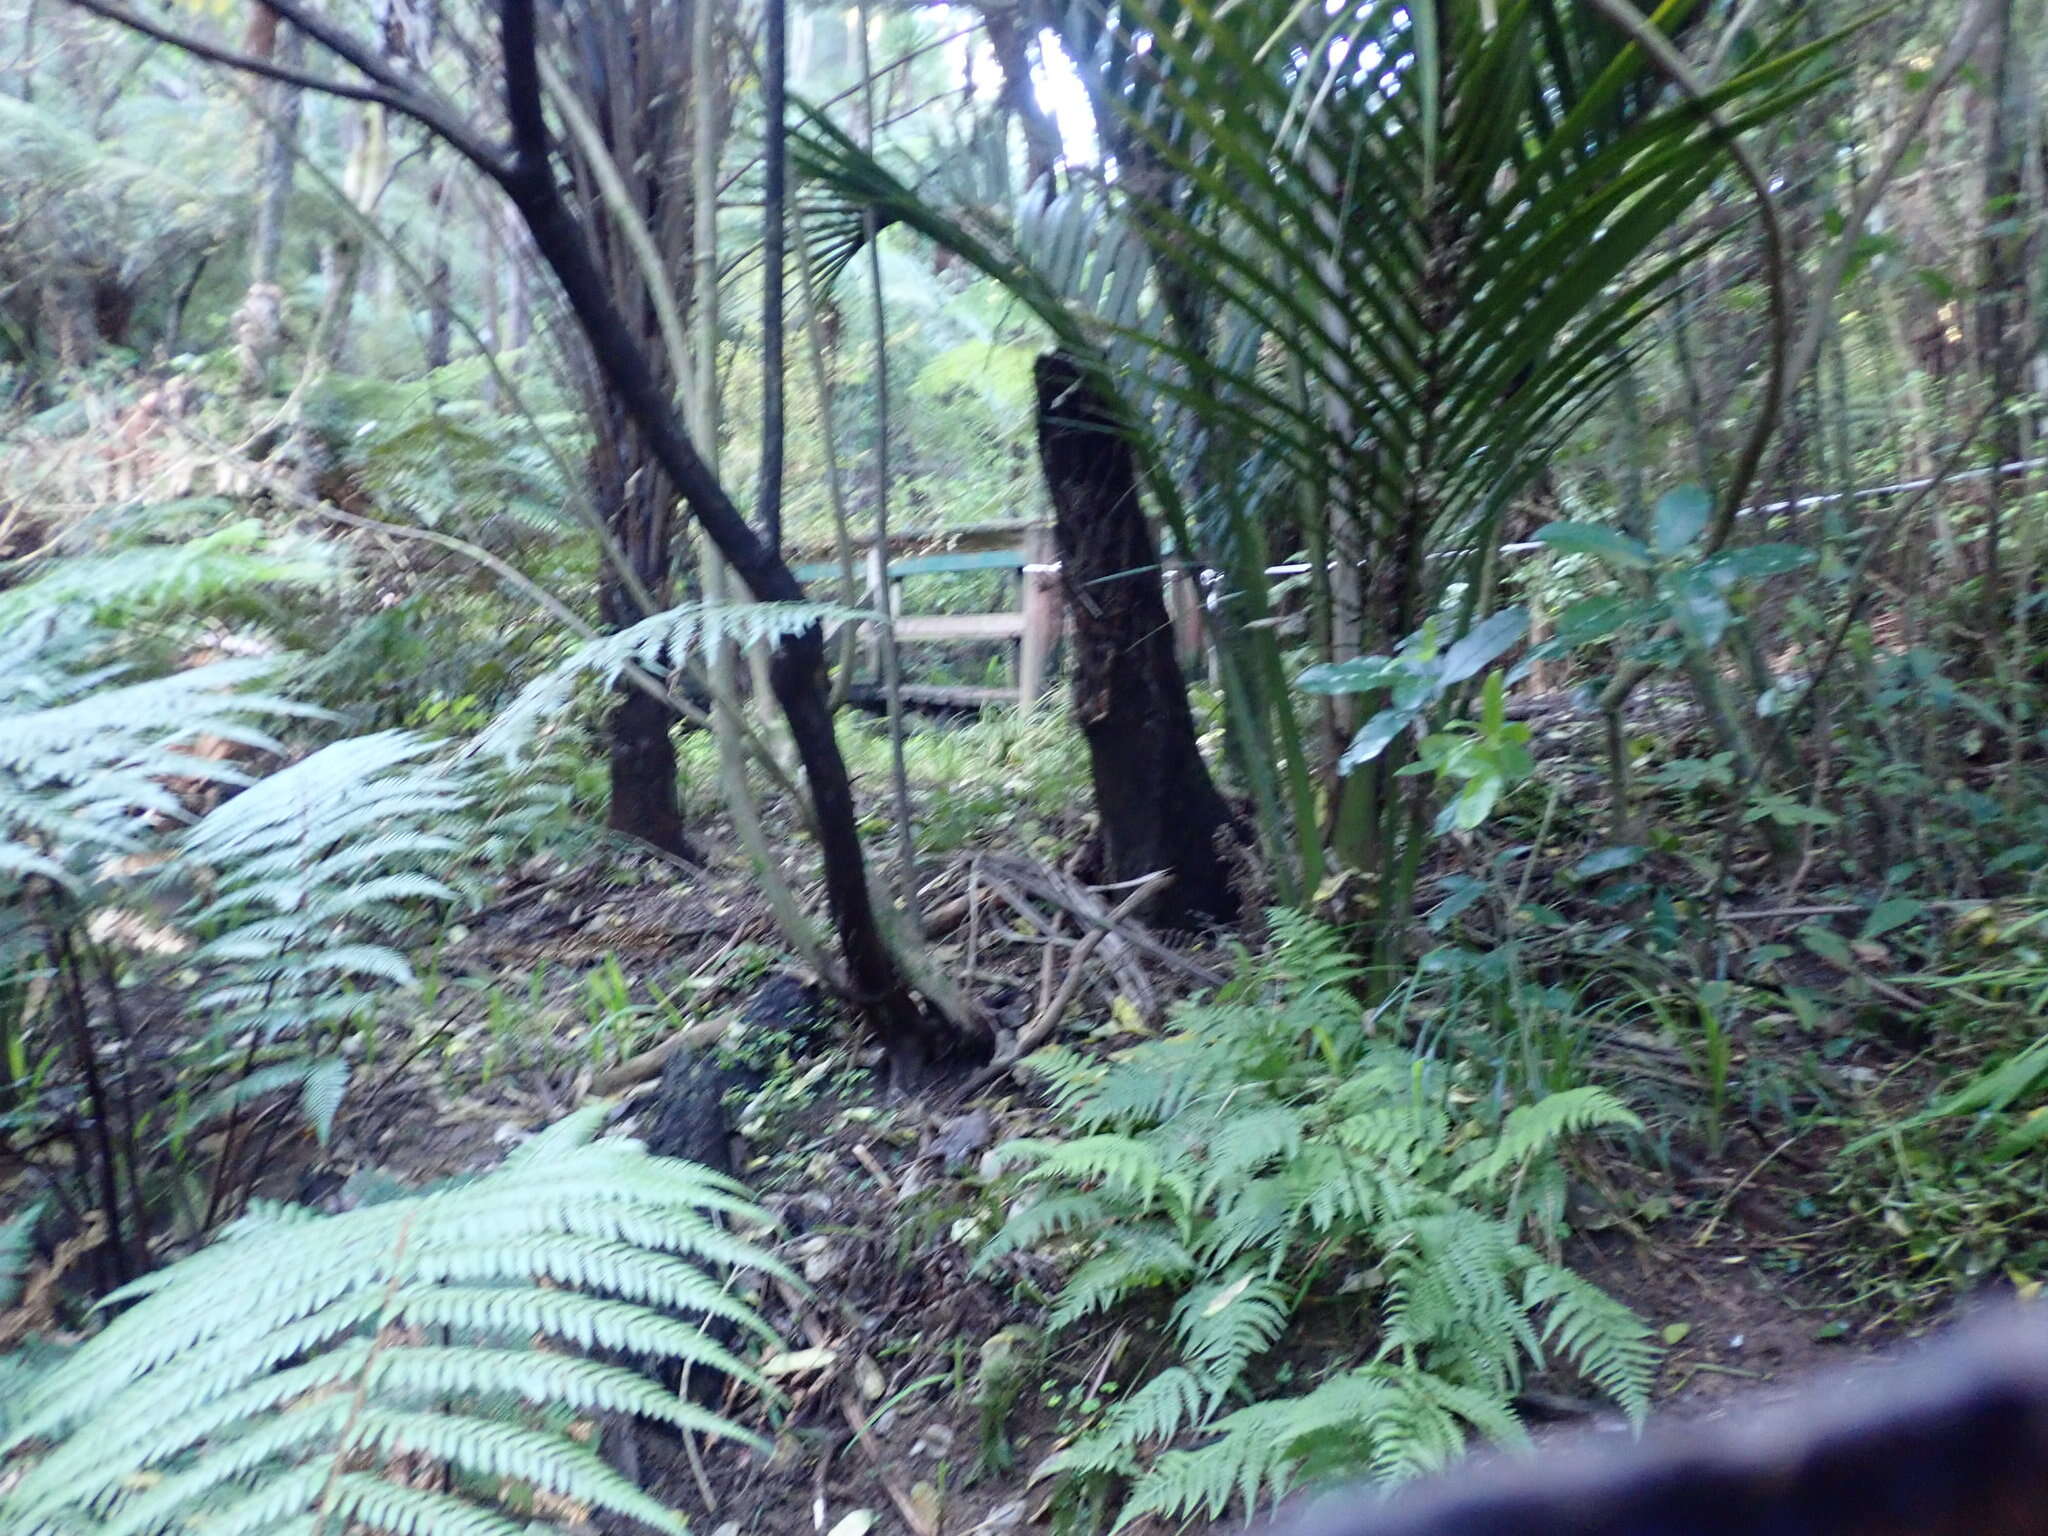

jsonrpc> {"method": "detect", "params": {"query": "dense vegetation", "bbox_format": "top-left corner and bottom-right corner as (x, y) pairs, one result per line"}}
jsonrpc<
(5, 0), (2048, 1529)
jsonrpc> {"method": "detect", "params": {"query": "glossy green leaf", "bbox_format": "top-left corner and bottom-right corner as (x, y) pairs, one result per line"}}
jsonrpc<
(1297, 656), (1402, 696)
(1650, 485), (1710, 556)
(1663, 569), (1734, 650)
(1439, 609), (1529, 687)
(1698, 544), (1814, 584)
(1536, 522), (1654, 570)
(1858, 897), (1924, 942)
(1339, 707), (1418, 772)
(1570, 847), (1643, 879)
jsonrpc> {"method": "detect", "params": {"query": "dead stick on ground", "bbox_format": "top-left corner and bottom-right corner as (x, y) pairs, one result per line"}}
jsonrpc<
(1693, 1133), (1804, 1248)
(586, 1015), (729, 1097)
(839, 1397), (939, 1536)
(959, 872), (1173, 1098)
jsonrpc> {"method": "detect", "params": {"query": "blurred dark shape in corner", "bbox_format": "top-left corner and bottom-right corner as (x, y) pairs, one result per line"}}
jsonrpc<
(1269, 1303), (2048, 1536)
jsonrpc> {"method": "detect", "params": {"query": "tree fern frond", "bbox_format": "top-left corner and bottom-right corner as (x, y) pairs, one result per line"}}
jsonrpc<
(0, 1131), (779, 1536)
(475, 600), (862, 761)
(0, 517), (338, 630)
(0, 1203), (43, 1309)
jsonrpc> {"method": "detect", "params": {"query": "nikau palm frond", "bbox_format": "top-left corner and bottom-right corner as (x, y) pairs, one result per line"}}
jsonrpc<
(0, 1111), (790, 1536)
(796, 0), (1837, 888)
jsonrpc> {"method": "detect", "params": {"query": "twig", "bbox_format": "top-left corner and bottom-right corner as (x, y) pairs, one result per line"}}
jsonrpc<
(681, 1423), (720, 1519)
(981, 856), (1223, 987)
(1721, 899), (1987, 922)
(838, 1397), (939, 1536)
(586, 1015), (730, 1098)
(848, 1142), (896, 1196)
(957, 872), (1173, 1097)
(1692, 1133), (1803, 1248)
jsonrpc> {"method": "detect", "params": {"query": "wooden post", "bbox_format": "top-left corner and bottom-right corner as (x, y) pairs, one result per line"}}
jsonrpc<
(1525, 569), (1554, 696)
(1017, 523), (1061, 711)
(1166, 563), (1206, 672)
(864, 542), (888, 686)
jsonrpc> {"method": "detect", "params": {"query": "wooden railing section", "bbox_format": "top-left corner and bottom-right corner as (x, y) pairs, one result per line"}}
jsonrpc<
(792, 520), (1208, 710)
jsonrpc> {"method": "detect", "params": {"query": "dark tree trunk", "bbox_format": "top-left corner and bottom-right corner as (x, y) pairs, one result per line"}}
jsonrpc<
(1033, 351), (1240, 925)
(605, 682), (687, 856)
(592, 398), (688, 860)
(71, 0), (986, 1074)
(495, 15), (976, 1067)
(980, 2), (1062, 198)
(1975, 0), (2032, 604)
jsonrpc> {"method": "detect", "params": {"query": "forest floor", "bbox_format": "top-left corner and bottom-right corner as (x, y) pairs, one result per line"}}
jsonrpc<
(318, 800), (1977, 1536)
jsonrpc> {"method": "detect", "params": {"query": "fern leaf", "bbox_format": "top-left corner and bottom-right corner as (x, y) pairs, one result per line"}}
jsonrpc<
(475, 599), (863, 761)
(0, 1131), (781, 1536)
(1051, 1366), (1210, 1476)
(1450, 1086), (1643, 1197)
(1523, 1262), (1659, 1422)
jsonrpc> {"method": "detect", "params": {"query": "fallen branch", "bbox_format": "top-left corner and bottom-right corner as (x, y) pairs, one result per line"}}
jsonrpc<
(957, 871), (1173, 1099)
(586, 1015), (729, 1097)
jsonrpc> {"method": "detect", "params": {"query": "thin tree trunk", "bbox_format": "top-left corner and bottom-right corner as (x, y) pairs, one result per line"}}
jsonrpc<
(594, 392), (689, 858)
(56, 0), (982, 1072)
(790, 203), (864, 703)
(501, 201), (531, 354)
(1976, 0), (2031, 608)
(1034, 351), (1240, 925)
(234, 11), (301, 394)
(424, 171), (453, 369)
(757, 0), (786, 550)
(858, 1), (920, 921)
(980, 2), (1062, 198)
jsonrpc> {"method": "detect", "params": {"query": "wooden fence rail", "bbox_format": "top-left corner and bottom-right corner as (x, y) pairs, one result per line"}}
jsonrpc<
(790, 520), (1206, 710)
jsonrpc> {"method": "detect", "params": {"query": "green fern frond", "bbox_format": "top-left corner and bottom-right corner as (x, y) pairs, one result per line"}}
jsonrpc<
(1451, 1087), (1643, 1198)
(1203, 1102), (1305, 1187)
(165, 729), (474, 1143)
(0, 618), (312, 903)
(475, 599), (863, 760)
(1051, 1366), (1210, 1477)
(979, 911), (1656, 1525)
(1262, 905), (1366, 1003)
(0, 1203), (42, 1310)
(0, 517), (338, 630)
(1023, 1134), (1173, 1206)
(973, 1193), (1113, 1267)
(1198, 1178), (1297, 1268)
(0, 1128), (780, 1536)
(1523, 1262), (1658, 1424)
(1048, 1034), (1214, 1130)
(1045, 1231), (1198, 1331)
(1173, 1274), (1290, 1387)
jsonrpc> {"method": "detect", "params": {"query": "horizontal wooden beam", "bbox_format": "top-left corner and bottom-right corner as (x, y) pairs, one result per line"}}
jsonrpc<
(794, 548), (1027, 582)
(843, 683), (1020, 709)
(786, 518), (1038, 563)
(890, 612), (1029, 641)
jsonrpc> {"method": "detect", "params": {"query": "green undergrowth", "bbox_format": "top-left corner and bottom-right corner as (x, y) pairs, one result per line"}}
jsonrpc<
(974, 911), (1655, 1530)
